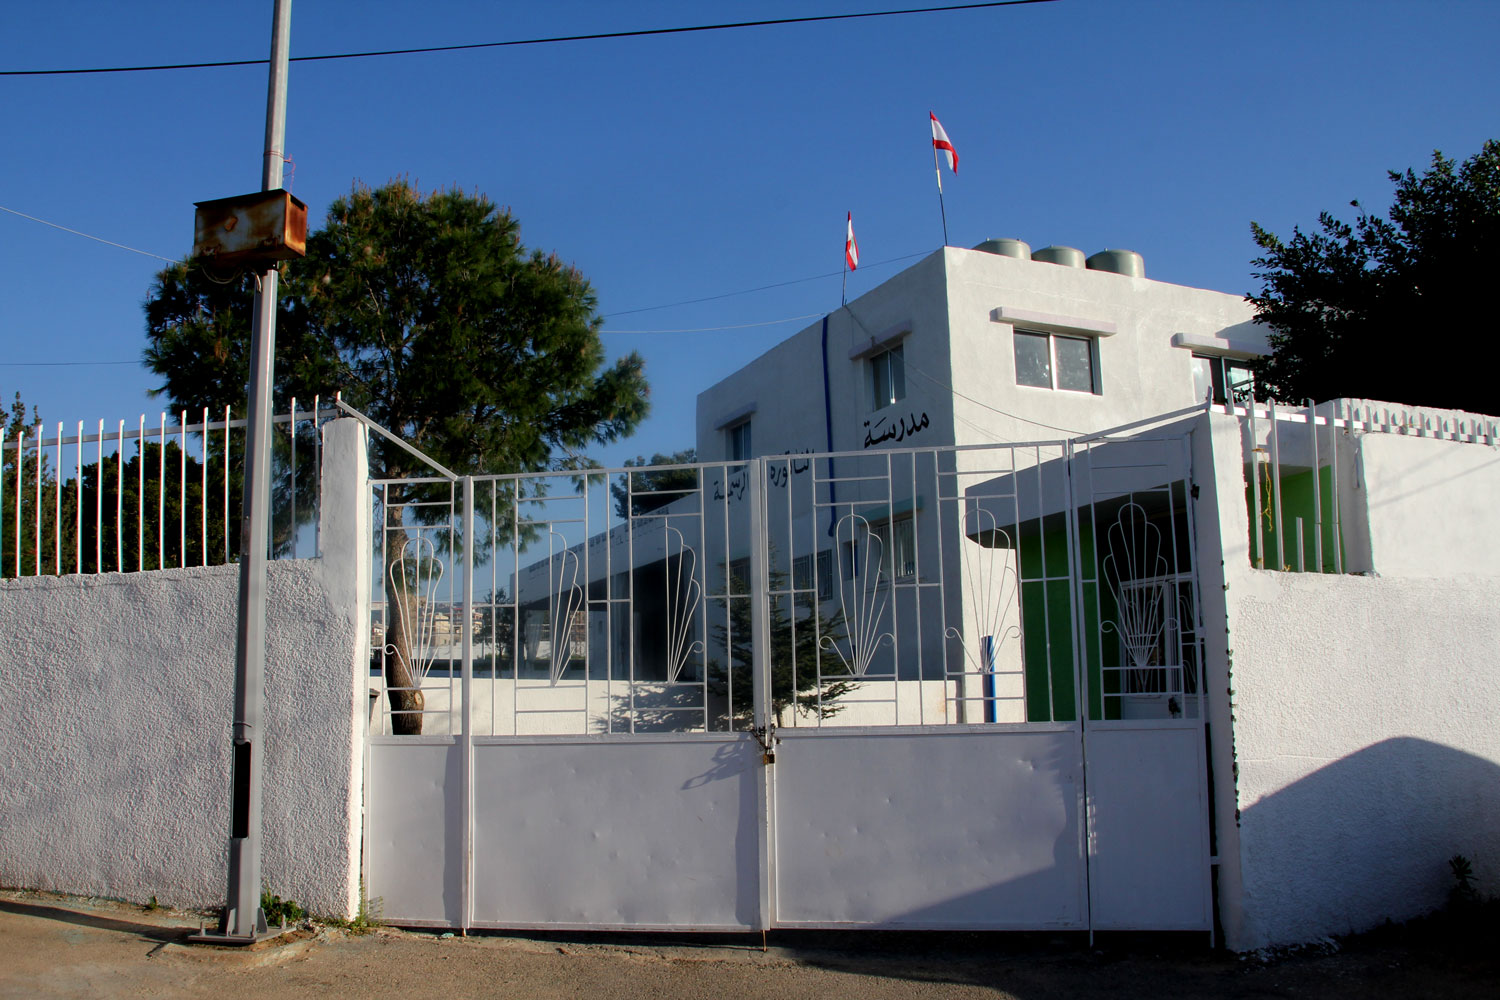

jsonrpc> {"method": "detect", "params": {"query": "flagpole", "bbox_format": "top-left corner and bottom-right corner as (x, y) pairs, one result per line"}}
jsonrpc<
(932, 143), (950, 247)
(841, 251), (848, 308)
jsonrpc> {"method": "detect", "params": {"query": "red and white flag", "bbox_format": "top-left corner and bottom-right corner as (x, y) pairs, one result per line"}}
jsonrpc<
(845, 212), (859, 270)
(930, 112), (958, 174)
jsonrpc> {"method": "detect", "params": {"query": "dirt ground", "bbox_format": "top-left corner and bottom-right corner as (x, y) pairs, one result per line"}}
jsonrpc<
(2, 889), (1496, 1000)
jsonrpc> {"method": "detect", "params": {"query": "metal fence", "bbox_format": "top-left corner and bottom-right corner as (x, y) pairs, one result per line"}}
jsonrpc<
(0, 399), (329, 579)
(369, 436), (1206, 737)
(1223, 398), (1500, 574)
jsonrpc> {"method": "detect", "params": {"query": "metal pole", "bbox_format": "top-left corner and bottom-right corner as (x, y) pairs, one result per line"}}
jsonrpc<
(214, 0), (292, 944)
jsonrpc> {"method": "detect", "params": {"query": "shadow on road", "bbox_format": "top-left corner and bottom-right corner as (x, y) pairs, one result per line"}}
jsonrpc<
(0, 899), (193, 945)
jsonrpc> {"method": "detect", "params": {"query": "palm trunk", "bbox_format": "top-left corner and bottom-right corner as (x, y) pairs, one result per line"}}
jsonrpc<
(383, 531), (426, 734)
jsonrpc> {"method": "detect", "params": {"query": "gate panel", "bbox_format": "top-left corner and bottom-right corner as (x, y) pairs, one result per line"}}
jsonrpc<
(1085, 724), (1212, 930)
(366, 740), (464, 927)
(773, 727), (1087, 928)
(470, 735), (761, 930)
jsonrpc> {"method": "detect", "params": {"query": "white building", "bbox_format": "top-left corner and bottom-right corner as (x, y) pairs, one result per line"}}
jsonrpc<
(697, 240), (1265, 464)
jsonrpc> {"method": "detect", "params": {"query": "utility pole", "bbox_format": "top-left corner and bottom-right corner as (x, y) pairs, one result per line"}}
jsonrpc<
(195, 0), (292, 944)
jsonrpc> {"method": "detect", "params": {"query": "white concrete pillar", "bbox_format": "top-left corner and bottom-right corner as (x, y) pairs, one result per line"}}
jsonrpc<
(319, 417), (370, 917)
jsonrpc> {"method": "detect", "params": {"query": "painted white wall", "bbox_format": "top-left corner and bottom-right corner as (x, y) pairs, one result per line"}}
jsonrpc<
(1197, 410), (1500, 950)
(1359, 432), (1500, 577)
(0, 418), (369, 917)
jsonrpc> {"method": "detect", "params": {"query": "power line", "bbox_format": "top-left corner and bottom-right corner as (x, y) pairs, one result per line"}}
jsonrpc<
(0, 360), (139, 367)
(0, 205), (176, 262)
(1, 2), (1059, 77)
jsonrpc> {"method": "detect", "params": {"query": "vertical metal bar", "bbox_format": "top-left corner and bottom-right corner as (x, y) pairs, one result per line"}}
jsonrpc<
(312, 395), (320, 556)
(1294, 519), (1305, 573)
(15, 430), (23, 577)
(201, 407), (209, 566)
(1330, 406), (1343, 575)
(1306, 401), (1322, 573)
(460, 476), (475, 934)
(77, 422), (84, 574)
(34, 427), (42, 575)
(1247, 402), (1263, 569)
(746, 457), (776, 930)
(224, 405), (231, 564)
(0, 435), (6, 575)
(137, 415), (145, 572)
(289, 397), (297, 559)
(53, 423), (62, 574)
(179, 412), (187, 568)
(1062, 439), (1095, 940)
(1268, 400), (1284, 572)
(14, 430), (22, 576)
(117, 420), (125, 573)
(158, 413), (165, 571)
(95, 420), (104, 574)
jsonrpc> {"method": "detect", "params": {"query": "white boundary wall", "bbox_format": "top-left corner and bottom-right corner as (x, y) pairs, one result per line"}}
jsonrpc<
(0, 419), (369, 916)
(1195, 410), (1500, 950)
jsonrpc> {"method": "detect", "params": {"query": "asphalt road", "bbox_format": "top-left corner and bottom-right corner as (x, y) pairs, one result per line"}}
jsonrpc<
(2, 890), (1495, 999)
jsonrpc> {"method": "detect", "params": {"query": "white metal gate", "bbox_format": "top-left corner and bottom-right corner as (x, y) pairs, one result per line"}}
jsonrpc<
(364, 436), (1212, 933)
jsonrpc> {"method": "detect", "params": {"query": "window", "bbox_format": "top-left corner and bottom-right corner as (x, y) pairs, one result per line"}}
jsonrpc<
(726, 419), (752, 461)
(843, 516), (916, 583)
(1014, 330), (1096, 393)
(1191, 354), (1255, 405)
(792, 551), (835, 599)
(870, 344), (906, 409)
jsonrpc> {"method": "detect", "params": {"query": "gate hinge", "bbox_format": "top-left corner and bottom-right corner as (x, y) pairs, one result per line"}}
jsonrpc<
(751, 724), (781, 765)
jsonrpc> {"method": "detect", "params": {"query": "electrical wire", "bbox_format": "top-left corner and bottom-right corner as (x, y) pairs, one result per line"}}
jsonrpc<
(1, 2), (1060, 77)
(0, 360), (139, 367)
(904, 356), (1085, 436)
(0, 205), (175, 262)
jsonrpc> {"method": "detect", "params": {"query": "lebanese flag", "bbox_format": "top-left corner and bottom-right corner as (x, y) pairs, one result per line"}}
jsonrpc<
(930, 112), (958, 173)
(845, 213), (859, 270)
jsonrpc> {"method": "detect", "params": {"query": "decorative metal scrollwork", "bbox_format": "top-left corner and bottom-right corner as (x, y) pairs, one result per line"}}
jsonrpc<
(945, 507), (1021, 673)
(548, 529), (585, 684)
(1101, 502), (1179, 693)
(820, 513), (893, 677)
(663, 526), (704, 683)
(386, 532), (444, 687)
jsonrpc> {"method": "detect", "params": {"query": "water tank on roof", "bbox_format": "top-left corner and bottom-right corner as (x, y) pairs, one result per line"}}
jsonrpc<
(973, 238), (1031, 259)
(1086, 249), (1146, 278)
(1031, 245), (1086, 268)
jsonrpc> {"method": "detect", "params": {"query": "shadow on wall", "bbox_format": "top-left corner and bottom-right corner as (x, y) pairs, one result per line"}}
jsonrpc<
(1238, 736), (1500, 948)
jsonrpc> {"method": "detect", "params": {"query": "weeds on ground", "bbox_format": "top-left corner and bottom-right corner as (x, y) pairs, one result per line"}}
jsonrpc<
(319, 879), (382, 935)
(260, 889), (305, 926)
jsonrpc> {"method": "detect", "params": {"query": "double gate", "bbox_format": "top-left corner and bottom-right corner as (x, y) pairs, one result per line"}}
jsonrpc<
(364, 436), (1213, 933)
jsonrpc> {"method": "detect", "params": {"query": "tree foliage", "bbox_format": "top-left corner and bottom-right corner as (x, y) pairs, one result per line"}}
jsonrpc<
(611, 448), (698, 520)
(144, 181), (652, 733)
(144, 180), (650, 483)
(1249, 140), (1500, 413)
(708, 563), (855, 727)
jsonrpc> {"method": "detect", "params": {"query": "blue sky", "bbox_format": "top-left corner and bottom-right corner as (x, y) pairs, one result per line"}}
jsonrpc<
(2, 1), (1496, 469)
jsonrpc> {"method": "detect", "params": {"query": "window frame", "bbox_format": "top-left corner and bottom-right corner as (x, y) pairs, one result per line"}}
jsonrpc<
(1190, 352), (1255, 405)
(869, 343), (907, 411)
(1013, 328), (1099, 394)
(725, 419), (753, 462)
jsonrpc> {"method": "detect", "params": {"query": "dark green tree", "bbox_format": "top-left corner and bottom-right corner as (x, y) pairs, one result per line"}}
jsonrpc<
(1249, 140), (1500, 413)
(708, 563), (855, 728)
(611, 448), (699, 520)
(143, 180), (651, 732)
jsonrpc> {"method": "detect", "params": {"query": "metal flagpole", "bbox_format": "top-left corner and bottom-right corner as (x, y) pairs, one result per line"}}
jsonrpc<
(932, 143), (950, 247)
(196, 0), (292, 945)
